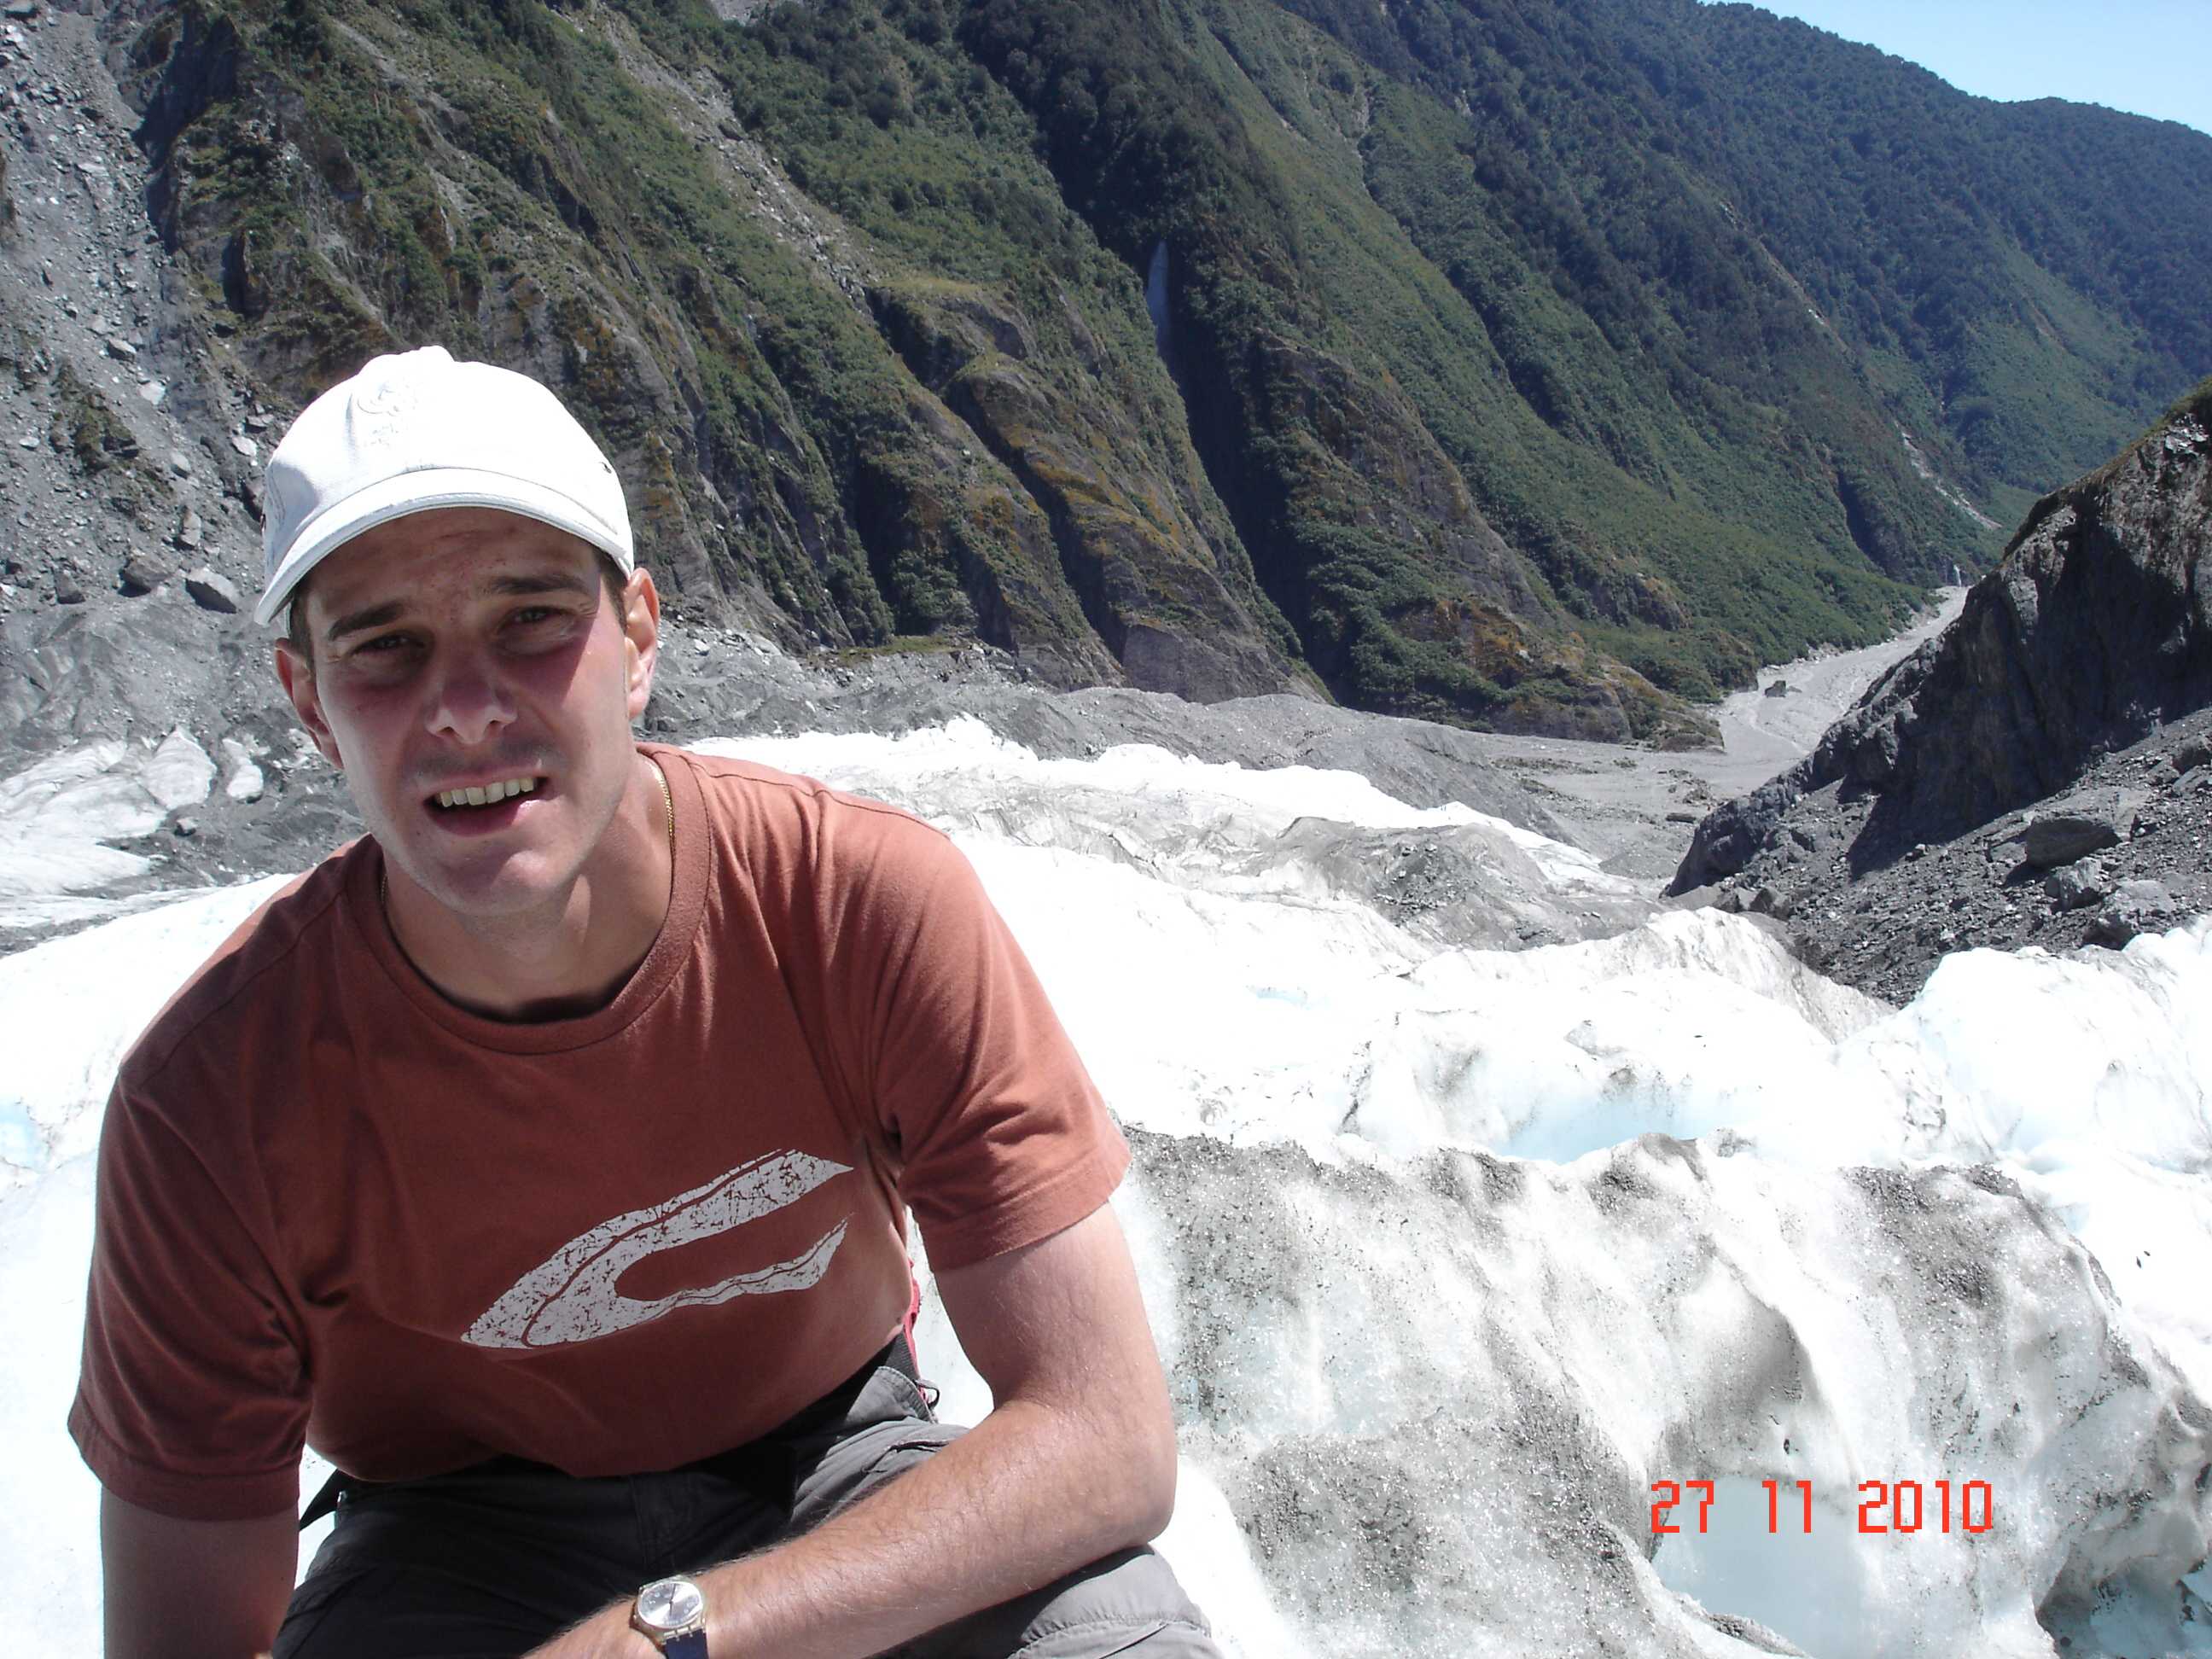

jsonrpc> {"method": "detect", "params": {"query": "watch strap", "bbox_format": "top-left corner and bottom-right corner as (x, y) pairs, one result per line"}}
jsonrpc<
(661, 1633), (707, 1659)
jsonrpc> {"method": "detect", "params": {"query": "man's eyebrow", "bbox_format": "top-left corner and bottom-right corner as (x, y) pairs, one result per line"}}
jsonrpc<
(482, 572), (596, 599)
(322, 572), (595, 643)
(325, 601), (406, 645)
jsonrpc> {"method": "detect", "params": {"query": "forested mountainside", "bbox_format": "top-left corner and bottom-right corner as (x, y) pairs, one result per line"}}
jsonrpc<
(42, 0), (2212, 736)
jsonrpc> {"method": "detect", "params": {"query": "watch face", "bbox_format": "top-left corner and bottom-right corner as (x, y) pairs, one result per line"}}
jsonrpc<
(637, 1575), (705, 1633)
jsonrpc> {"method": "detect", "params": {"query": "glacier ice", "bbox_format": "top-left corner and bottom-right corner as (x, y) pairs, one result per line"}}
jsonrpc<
(3, 722), (2209, 1656)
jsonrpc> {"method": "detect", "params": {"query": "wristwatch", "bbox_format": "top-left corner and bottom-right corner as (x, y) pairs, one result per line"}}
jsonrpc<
(630, 1574), (708, 1657)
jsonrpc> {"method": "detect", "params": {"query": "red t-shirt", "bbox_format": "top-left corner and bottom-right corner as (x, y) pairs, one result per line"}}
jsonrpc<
(70, 746), (1127, 1522)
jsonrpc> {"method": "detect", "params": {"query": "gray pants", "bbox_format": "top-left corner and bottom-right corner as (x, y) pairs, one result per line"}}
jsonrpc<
(275, 1356), (1220, 1657)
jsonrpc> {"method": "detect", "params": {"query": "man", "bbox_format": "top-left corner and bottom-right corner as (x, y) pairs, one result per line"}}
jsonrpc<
(71, 346), (1220, 1658)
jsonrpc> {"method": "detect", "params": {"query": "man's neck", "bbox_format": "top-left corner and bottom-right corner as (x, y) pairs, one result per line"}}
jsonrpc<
(381, 755), (674, 1022)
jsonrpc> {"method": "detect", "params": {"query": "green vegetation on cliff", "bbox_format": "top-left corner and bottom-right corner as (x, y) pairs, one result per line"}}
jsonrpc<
(108, 0), (2212, 736)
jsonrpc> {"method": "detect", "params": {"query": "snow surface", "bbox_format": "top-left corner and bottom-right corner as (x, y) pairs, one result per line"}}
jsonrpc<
(3, 720), (2209, 1656)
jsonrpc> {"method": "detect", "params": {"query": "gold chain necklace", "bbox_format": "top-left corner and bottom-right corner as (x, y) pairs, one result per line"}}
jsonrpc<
(378, 757), (675, 916)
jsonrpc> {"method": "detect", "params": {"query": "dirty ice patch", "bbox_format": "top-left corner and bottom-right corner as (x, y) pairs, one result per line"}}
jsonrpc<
(0, 733), (218, 928)
(1120, 1127), (2210, 1659)
(1830, 919), (2212, 1401)
(708, 716), (1644, 922)
(908, 1186), (1312, 1659)
(700, 715), (1578, 840)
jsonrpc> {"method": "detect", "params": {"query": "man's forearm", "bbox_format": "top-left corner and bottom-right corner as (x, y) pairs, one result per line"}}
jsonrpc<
(536, 1384), (1173, 1659)
(534, 1204), (1182, 1659)
(703, 1383), (1172, 1655)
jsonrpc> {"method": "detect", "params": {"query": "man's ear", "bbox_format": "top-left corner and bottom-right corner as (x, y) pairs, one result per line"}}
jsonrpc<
(621, 568), (661, 722)
(273, 640), (344, 768)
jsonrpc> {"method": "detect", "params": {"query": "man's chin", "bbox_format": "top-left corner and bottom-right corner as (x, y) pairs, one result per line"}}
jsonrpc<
(384, 838), (577, 922)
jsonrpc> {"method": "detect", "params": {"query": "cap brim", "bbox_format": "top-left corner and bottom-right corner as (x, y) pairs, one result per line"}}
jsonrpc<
(254, 467), (634, 627)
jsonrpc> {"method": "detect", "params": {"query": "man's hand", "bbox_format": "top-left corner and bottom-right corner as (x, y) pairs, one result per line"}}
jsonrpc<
(529, 1200), (1179, 1659)
(99, 1491), (297, 1659)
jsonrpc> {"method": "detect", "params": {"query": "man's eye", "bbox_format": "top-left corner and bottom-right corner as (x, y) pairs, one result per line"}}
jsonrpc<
(355, 633), (412, 655)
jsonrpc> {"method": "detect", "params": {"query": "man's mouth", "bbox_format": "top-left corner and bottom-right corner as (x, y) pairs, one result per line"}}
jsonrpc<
(429, 777), (541, 812)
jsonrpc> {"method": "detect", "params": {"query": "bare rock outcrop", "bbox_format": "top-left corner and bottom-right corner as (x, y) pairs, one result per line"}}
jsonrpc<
(1675, 378), (2212, 894)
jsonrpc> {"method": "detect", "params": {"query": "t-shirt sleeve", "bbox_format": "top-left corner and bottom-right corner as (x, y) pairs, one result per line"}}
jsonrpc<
(70, 1078), (309, 1522)
(831, 812), (1128, 1272)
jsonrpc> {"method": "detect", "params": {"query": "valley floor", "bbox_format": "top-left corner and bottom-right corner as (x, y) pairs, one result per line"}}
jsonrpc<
(1461, 590), (1969, 885)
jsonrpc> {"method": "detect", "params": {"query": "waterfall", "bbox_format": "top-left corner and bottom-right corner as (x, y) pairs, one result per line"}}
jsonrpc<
(1145, 240), (1176, 375)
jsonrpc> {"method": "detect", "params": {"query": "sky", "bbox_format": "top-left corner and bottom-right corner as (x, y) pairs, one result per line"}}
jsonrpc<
(1725, 1), (2212, 136)
(6, 718), (2212, 1653)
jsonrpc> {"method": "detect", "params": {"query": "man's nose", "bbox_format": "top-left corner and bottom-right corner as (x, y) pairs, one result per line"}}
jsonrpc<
(423, 645), (518, 747)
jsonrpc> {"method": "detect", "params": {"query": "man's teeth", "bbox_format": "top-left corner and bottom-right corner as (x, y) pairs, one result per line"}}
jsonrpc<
(436, 777), (537, 810)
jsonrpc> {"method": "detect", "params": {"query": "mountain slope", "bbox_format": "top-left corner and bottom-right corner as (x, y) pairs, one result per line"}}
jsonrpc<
(5, 0), (2209, 748)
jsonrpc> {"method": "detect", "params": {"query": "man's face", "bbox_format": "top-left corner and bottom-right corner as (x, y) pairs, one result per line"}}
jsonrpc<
(274, 507), (658, 919)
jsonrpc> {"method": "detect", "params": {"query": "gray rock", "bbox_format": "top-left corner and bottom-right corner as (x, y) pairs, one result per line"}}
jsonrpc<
(3, 2), (39, 19)
(2175, 736), (2212, 776)
(166, 447), (194, 478)
(2023, 789), (2145, 868)
(183, 567), (240, 614)
(104, 335), (137, 363)
(1675, 777), (1800, 884)
(117, 553), (169, 596)
(53, 573), (83, 604)
(2043, 859), (2108, 912)
(1848, 713), (1903, 785)
(1763, 678), (1790, 699)
(1749, 884), (1796, 919)
(2082, 879), (2179, 948)
(1788, 930), (1836, 970)
(174, 506), (203, 550)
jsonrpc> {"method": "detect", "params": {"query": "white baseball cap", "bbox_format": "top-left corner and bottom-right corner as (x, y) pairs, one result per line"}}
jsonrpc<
(255, 346), (634, 626)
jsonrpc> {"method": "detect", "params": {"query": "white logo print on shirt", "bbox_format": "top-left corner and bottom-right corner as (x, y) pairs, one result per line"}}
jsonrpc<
(464, 1150), (852, 1349)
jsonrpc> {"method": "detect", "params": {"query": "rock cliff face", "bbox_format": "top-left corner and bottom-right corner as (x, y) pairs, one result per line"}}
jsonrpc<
(1667, 380), (2212, 1003)
(1675, 378), (2212, 892)
(1845, 399), (2212, 848)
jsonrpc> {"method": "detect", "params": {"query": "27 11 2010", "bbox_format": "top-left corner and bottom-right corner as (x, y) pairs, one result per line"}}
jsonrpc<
(1650, 1478), (1995, 1535)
